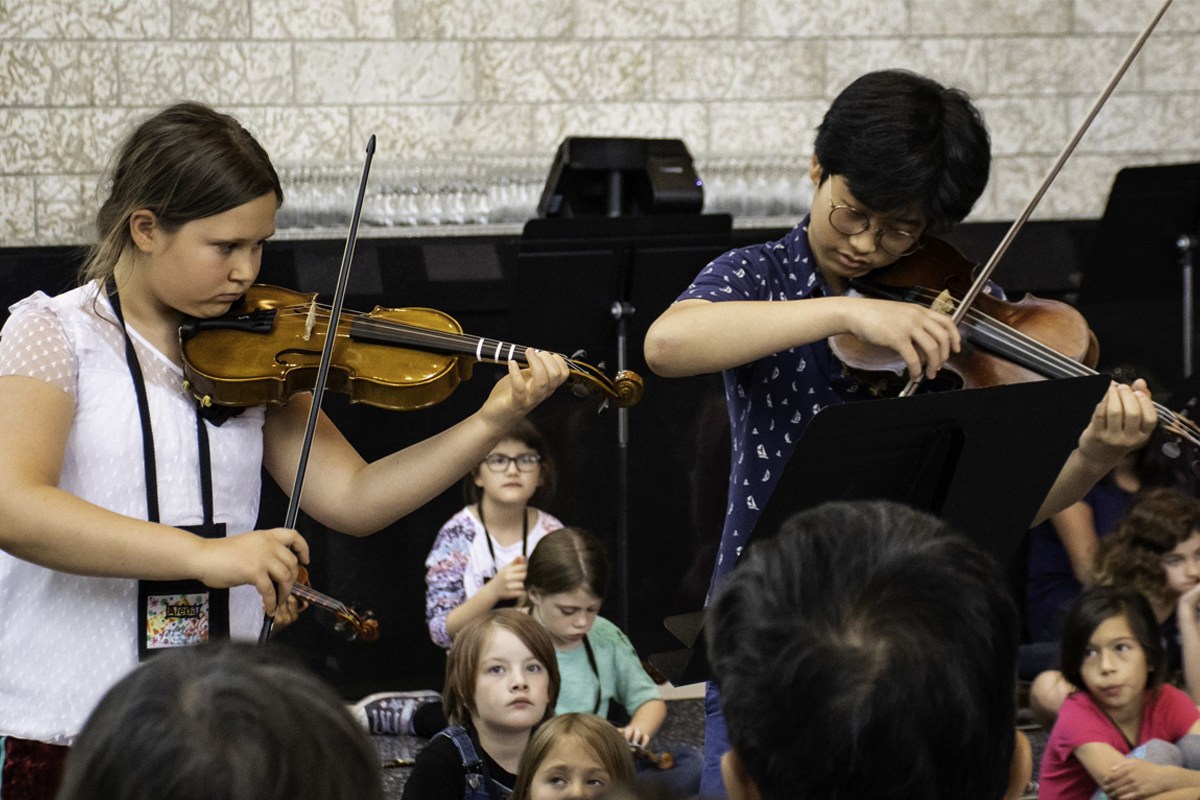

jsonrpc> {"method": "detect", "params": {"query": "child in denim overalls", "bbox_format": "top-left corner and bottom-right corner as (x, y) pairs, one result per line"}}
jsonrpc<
(403, 609), (560, 800)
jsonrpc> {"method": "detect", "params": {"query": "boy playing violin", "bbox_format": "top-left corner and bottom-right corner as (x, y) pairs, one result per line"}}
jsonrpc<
(642, 68), (1157, 797)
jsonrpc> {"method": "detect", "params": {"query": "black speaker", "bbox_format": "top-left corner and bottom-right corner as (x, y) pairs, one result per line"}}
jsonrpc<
(536, 137), (703, 219)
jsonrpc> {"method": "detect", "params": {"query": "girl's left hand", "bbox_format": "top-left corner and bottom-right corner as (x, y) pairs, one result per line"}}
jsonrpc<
(1101, 757), (1171, 799)
(618, 724), (650, 747)
(479, 349), (569, 428)
(1179, 581), (1200, 619)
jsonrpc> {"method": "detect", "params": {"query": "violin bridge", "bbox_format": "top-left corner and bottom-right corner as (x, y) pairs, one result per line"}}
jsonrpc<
(303, 299), (317, 341)
(931, 289), (957, 316)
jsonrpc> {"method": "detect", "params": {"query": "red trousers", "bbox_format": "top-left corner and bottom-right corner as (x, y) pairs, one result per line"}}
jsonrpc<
(0, 737), (68, 800)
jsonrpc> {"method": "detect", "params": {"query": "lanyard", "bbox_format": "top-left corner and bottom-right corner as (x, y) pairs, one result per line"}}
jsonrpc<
(105, 281), (216, 525)
(105, 281), (227, 656)
(583, 634), (602, 714)
(476, 502), (529, 573)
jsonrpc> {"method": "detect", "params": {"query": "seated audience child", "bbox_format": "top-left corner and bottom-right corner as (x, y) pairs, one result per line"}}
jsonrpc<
(523, 528), (702, 795)
(402, 608), (560, 800)
(511, 712), (636, 800)
(1030, 487), (1200, 726)
(1038, 585), (1200, 800)
(707, 500), (1027, 800)
(426, 419), (564, 650)
(55, 641), (382, 800)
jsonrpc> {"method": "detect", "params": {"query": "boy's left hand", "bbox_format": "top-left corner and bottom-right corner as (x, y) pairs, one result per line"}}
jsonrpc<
(1077, 380), (1157, 466)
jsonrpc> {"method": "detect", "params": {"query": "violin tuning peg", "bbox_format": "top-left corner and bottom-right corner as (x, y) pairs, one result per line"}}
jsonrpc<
(570, 349), (588, 360)
(571, 383), (592, 400)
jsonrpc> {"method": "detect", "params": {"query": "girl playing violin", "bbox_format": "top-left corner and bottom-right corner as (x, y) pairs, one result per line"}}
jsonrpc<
(643, 69), (1158, 796)
(0, 102), (567, 799)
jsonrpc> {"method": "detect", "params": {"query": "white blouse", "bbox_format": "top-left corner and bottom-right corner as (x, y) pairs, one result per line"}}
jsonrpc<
(0, 283), (267, 744)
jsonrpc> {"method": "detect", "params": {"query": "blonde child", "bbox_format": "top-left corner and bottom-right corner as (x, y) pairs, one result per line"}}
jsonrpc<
(402, 608), (560, 800)
(1039, 585), (1200, 800)
(511, 713), (635, 800)
(524, 529), (701, 795)
(426, 419), (564, 650)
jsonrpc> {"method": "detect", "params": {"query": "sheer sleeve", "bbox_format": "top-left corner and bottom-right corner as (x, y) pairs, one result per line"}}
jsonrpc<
(0, 297), (78, 399)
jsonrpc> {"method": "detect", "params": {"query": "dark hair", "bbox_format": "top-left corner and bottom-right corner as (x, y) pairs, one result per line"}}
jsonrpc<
(82, 101), (282, 285)
(1095, 487), (1200, 608)
(442, 608), (561, 727)
(813, 69), (990, 232)
(707, 500), (1018, 800)
(56, 642), (381, 800)
(524, 527), (610, 599)
(1060, 584), (1166, 693)
(462, 418), (557, 505)
(511, 713), (636, 800)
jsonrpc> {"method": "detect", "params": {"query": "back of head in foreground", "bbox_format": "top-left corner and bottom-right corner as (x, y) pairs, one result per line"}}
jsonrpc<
(707, 500), (1019, 800)
(56, 641), (383, 800)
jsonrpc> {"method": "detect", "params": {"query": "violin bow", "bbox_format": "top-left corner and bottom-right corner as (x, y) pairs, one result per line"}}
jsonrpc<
(258, 134), (376, 644)
(900, 0), (1176, 398)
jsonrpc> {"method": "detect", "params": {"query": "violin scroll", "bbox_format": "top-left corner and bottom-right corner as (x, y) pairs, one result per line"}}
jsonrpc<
(630, 743), (674, 770)
(290, 565), (381, 643)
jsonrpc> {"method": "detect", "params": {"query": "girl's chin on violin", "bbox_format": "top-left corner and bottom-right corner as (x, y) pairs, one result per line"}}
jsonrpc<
(185, 294), (246, 317)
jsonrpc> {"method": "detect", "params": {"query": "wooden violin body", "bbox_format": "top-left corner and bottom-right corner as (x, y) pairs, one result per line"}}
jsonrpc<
(830, 236), (1100, 392)
(630, 743), (675, 770)
(180, 285), (643, 413)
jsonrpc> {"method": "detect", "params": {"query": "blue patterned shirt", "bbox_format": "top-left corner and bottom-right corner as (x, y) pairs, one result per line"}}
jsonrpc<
(677, 217), (861, 595)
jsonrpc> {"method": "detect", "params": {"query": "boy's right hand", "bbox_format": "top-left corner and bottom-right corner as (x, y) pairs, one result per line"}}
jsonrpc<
(489, 555), (528, 603)
(842, 297), (962, 380)
(193, 527), (309, 615)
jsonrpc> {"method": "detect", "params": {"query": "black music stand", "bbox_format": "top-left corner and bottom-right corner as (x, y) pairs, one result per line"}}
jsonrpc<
(652, 374), (1112, 685)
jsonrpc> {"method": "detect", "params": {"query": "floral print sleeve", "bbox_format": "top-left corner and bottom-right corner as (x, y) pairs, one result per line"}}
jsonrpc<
(424, 508), (478, 649)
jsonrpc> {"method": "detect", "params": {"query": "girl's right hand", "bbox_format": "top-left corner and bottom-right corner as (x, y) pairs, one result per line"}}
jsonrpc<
(490, 555), (528, 603)
(193, 528), (309, 615)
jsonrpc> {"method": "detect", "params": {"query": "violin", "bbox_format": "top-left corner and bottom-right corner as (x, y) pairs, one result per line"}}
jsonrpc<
(831, 236), (1200, 449)
(291, 565), (379, 642)
(178, 285), (643, 413)
(630, 742), (675, 770)
(831, 236), (1099, 389)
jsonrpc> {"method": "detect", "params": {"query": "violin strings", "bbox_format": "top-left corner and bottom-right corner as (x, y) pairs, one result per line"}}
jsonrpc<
(291, 582), (350, 616)
(275, 305), (535, 361)
(270, 304), (607, 388)
(902, 286), (1091, 380)
(899, 286), (1200, 449)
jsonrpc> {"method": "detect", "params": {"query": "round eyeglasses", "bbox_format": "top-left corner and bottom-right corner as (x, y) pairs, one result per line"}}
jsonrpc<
(482, 453), (542, 472)
(829, 203), (921, 257)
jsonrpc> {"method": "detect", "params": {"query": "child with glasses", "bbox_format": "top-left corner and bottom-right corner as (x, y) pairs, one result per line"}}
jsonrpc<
(643, 68), (1158, 797)
(426, 419), (564, 651)
(354, 420), (563, 742)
